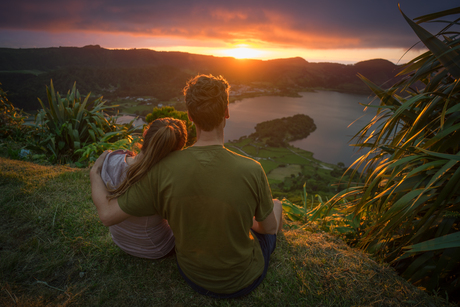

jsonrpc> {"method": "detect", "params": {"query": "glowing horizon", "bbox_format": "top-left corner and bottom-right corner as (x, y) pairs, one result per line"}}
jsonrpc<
(135, 44), (426, 65)
(221, 45), (267, 59)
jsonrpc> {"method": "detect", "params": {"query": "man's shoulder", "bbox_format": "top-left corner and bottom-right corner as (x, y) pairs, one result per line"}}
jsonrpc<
(153, 147), (196, 171)
(156, 146), (263, 171)
(222, 147), (264, 170)
(223, 146), (259, 161)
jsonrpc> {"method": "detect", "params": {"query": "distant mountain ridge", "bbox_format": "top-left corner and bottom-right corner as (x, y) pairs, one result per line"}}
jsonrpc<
(0, 46), (403, 111)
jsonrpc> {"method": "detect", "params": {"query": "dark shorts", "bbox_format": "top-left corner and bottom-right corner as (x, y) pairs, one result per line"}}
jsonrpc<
(176, 229), (277, 299)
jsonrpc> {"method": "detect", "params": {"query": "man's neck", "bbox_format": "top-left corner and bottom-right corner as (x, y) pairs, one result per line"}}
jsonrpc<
(193, 123), (225, 147)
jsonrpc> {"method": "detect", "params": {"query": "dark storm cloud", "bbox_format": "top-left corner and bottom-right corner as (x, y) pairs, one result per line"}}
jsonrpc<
(1, 0), (458, 49)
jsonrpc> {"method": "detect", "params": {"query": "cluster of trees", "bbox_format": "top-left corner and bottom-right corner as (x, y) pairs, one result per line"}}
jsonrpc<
(0, 66), (191, 111)
(250, 114), (316, 147)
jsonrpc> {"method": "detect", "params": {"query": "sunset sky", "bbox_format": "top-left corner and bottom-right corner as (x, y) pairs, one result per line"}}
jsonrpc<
(1, 0), (458, 64)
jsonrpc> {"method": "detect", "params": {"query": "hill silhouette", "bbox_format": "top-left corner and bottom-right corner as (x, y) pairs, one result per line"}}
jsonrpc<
(0, 46), (403, 111)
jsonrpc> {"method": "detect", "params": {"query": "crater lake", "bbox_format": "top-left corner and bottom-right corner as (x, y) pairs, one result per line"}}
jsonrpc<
(225, 91), (377, 167)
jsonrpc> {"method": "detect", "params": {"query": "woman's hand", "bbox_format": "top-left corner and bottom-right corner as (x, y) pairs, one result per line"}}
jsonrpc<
(91, 150), (111, 175)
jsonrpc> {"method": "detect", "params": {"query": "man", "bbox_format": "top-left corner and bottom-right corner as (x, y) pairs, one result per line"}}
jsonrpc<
(90, 74), (283, 298)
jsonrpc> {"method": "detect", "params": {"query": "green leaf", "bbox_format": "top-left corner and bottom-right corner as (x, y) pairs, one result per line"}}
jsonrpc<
(88, 129), (96, 142)
(399, 5), (460, 79)
(413, 7), (460, 24)
(403, 232), (460, 253)
(414, 148), (460, 161)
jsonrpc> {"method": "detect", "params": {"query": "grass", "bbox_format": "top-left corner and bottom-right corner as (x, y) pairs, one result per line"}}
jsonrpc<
(268, 165), (302, 181)
(226, 138), (334, 170)
(225, 138), (347, 200)
(0, 70), (45, 76)
(0, 157), (453, 306)
(258, 160), (280, 175)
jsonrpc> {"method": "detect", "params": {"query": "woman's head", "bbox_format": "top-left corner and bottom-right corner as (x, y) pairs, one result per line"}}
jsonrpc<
(142, 117), (187, 159)
(108, 117), (187, 200)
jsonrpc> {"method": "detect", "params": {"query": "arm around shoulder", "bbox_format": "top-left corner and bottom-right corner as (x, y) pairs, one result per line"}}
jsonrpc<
(90, 151), (131, 226)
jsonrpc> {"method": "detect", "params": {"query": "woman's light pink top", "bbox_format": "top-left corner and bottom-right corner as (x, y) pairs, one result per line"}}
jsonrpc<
(101, 150), (175, 259)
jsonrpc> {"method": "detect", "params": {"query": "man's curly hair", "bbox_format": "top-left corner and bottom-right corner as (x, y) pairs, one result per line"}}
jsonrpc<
(183, 74), (230, 131)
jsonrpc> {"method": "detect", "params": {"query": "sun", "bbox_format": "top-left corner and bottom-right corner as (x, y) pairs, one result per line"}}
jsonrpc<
(222, 46), (263, 59)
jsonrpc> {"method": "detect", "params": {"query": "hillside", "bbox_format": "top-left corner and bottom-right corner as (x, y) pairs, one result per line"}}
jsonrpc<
(0, 46), (403, 111)
(0, 157), (452, 306)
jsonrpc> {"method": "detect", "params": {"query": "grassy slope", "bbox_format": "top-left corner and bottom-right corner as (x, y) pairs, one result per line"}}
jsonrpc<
(225, 139), (335, 184)
(0, 157), (452, 306)
(225, 139), (347, 204)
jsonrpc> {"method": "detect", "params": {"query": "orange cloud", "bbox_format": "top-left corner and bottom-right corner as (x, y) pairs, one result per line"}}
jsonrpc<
(0, 0), (453, 50)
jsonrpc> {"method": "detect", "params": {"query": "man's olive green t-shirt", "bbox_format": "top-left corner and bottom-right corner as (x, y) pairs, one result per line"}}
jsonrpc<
(118, 145), (274, 294)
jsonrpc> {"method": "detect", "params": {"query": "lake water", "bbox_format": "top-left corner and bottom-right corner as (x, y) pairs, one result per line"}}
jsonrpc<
(225, 91), (377, 167)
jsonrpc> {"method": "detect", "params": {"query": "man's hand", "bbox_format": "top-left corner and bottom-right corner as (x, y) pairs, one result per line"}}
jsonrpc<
(90, 150), (111, 175)
(90, 150), (130, 226)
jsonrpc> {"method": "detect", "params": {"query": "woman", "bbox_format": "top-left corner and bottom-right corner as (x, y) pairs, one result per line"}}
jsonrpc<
(100, 117), (187, 259)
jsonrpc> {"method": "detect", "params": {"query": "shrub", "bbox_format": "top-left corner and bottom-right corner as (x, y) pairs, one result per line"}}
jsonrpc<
(0, 82), (31, 140)
(31, 80), (138, 164)
(146, 106), (196, 146)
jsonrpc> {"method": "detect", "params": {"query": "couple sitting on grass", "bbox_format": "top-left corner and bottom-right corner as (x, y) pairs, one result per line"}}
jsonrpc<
(90, 74), (283, 298)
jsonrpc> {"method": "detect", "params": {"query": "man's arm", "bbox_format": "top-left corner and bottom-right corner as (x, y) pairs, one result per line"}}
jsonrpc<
(251, 199), (283, 235)
(90, 151), (131, 226)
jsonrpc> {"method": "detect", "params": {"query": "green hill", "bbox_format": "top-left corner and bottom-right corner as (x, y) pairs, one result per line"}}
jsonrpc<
(0, 157), (451, 306)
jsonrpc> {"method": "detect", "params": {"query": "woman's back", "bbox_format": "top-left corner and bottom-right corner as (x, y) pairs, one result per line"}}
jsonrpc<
(101, 149), (175, 259)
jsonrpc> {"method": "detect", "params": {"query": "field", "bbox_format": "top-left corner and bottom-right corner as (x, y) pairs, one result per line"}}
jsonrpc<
(225, 137), (347, 202)
(267, 164), (302, 181)
(226, 139), (335, 178)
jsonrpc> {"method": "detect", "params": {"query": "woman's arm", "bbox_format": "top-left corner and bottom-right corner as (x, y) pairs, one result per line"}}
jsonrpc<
(90, 151), (131, 226)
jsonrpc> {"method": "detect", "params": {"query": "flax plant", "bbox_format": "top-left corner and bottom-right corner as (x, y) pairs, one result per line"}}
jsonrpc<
(328, 6), (460, 296)
(31, 81), (137, 163)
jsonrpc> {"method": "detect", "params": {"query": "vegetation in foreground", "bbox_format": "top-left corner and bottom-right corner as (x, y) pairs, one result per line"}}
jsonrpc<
(0, 157), (452, 306)
(328, 6), (460, 300)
